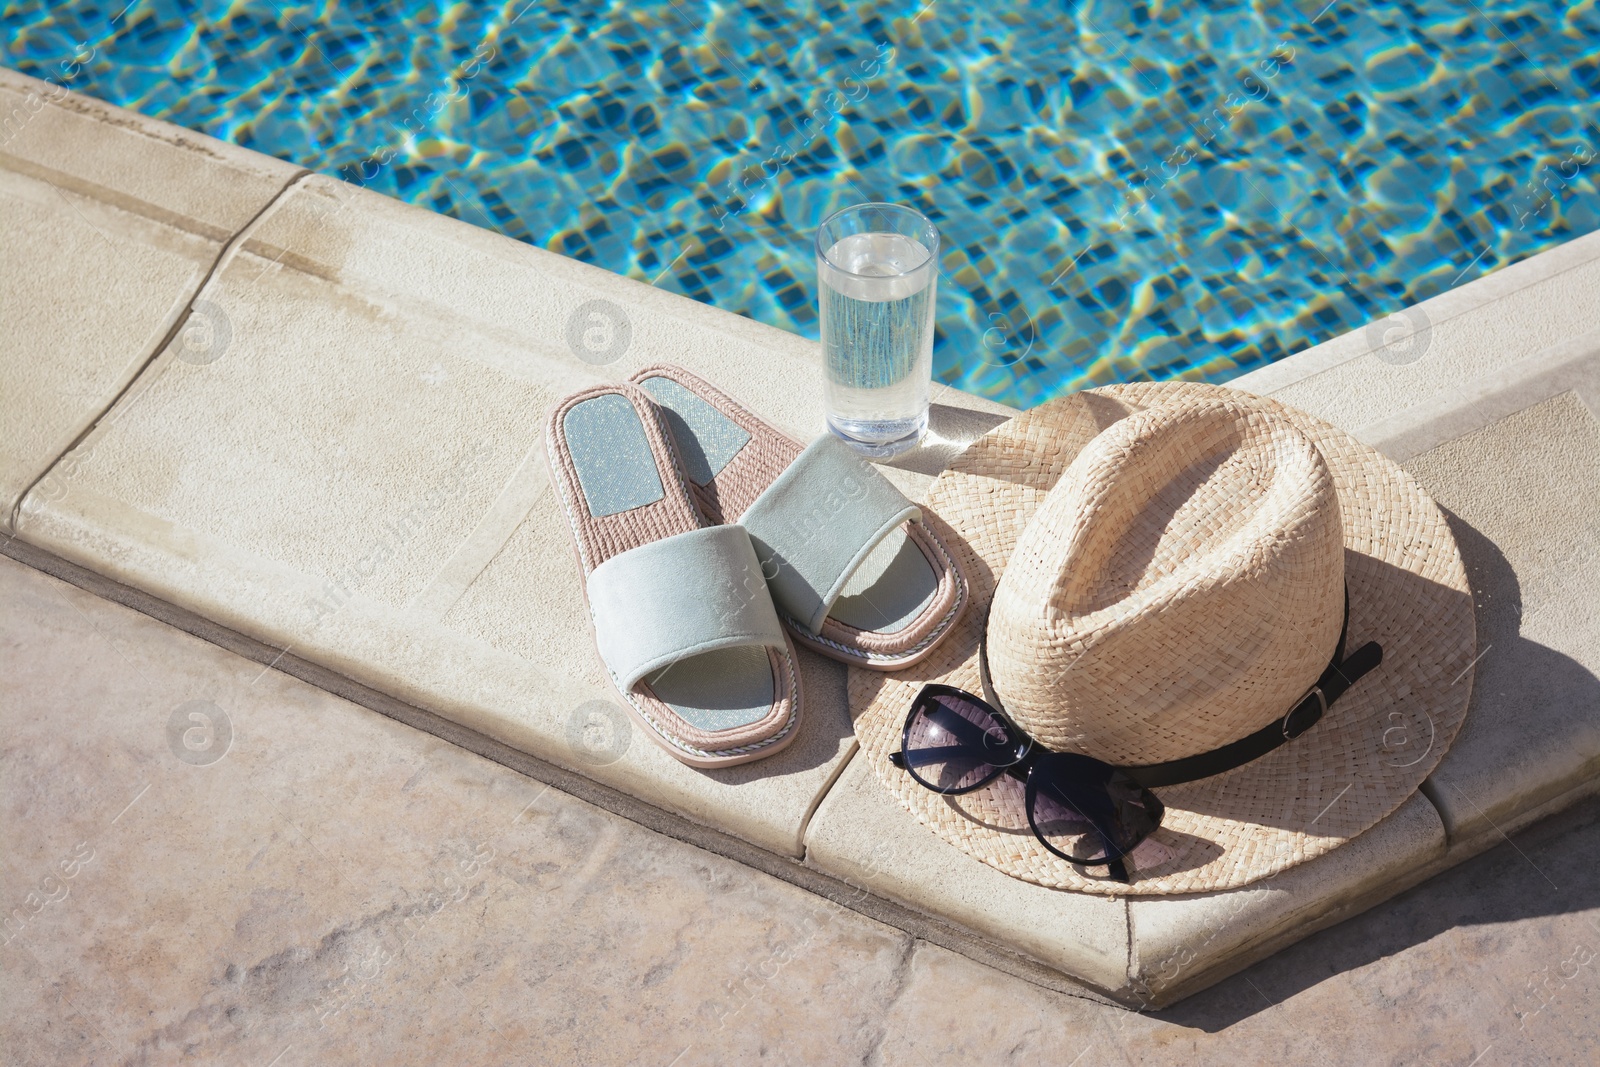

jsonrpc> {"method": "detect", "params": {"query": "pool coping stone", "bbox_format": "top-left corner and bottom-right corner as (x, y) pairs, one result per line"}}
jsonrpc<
(0, 68), (303, 532)
(6, 134), (1010, 865)
(4, 70), (1597, 1006)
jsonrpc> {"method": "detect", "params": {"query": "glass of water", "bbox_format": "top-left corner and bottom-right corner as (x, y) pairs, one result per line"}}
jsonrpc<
(816, 203), (939, 457)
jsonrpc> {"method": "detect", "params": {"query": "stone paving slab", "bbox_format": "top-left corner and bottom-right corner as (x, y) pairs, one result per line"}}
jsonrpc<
(803, 752), (1131, 996)
(805, 731), (1448, 1006)
(1355, 329), (1600, 463)
(9, 553), (1597, 1063)
(1125, 794), (1445, 1005)
(1404, 389), (1600, 848)
(1242, 324), (1600, 857)
(9, 156), (1006, 860)
(0, 68), (301, 532)
(0, 555), (916, 1065)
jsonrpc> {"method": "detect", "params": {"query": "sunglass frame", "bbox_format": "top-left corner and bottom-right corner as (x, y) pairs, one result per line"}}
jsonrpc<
(896, 684), (1158, 872)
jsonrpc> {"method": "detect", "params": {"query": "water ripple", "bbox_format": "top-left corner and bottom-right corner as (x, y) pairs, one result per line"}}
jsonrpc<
(3, 0), (1596, 407)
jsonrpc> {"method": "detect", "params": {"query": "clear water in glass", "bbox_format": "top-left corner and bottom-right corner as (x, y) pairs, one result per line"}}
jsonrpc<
(817, 206), (939, 457)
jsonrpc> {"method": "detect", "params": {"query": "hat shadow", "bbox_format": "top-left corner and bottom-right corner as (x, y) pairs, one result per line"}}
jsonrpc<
(1149, 508), (1600, 1029)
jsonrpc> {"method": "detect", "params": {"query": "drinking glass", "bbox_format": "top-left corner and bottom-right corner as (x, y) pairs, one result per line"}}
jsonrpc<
(816, 203), (939, 457)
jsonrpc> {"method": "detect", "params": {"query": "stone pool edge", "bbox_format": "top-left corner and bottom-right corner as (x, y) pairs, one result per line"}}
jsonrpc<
(0, 535), (1128, 1004)
(4, 68), (1598, 1009)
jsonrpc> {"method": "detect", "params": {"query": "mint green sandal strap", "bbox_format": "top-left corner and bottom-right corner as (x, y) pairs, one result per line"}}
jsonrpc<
(738, 435), (921, 634)
(586, 525), (784, 692)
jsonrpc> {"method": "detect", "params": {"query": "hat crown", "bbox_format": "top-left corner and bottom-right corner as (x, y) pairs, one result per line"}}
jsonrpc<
(987, 396), (1346, 765)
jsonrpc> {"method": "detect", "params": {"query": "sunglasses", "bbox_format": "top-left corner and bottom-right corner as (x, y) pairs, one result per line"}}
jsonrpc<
(891, 683), (1161, 882)
(890, 589), (1382, 884)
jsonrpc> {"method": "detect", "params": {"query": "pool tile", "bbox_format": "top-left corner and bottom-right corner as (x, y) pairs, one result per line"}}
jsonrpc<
(0, 68), (300, 531)
(9, 73), (1597, 1003)
(11, 1), (1598, 408)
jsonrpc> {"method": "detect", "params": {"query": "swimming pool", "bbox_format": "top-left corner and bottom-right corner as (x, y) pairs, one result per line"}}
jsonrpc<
(4, 1), (1597, 408)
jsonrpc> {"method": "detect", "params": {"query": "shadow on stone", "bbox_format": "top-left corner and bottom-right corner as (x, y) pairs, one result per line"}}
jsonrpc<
(702, 648), (856, 782)
(1157, 794), (1600, 1031)
(1153, 507), (1600, 1029)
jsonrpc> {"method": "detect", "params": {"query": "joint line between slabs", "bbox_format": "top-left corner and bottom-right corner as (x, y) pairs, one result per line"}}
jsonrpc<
(9, 165), (311, 533)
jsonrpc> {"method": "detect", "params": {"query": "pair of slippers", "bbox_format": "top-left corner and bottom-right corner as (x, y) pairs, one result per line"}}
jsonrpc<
(547, 365), (968, 768)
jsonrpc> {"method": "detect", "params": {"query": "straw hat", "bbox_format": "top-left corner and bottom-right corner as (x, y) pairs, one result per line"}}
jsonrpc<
(851, 382), (1476, 895)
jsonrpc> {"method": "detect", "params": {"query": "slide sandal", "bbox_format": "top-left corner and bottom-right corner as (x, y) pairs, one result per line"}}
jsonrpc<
(630, 364), (967, 672)
(546, 382), (802, 769)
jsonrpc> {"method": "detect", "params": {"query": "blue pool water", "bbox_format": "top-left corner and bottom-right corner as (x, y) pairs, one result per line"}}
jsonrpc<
(4, 1), (1598, 408)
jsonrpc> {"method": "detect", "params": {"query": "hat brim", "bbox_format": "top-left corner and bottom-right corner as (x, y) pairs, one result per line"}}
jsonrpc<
(850, 382), (1476, 895)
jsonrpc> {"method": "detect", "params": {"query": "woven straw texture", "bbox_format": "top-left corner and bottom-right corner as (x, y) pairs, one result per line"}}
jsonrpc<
(850, 382), (1476, 895)
(988, 396), (1347, 764)
(630, 363), (968, 669)
(546, 382), (800, 764)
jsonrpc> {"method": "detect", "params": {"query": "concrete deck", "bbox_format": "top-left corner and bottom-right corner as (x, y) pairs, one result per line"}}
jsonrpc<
(3, 65), (1598, 1010)
(4, 555), (1596, 1064)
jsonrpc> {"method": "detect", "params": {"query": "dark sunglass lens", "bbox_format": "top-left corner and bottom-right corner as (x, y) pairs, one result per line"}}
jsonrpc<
(1028, 757), (1164, 866)
(1029, 782), (1111, 863)
(903, 691), (1016, 793)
